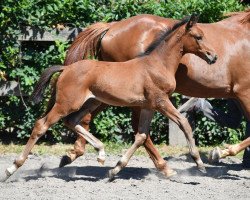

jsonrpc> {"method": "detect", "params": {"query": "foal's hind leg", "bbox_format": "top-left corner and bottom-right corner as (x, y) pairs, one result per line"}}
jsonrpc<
(59, 124), (87, 167)
(131, 107), (176, 177)
(74, 125), (105, 164)
(155, 96), (205, 172)
(62, 99), (106, 165)
(59, 100), (107, 167)
(3, 103), (67, 181)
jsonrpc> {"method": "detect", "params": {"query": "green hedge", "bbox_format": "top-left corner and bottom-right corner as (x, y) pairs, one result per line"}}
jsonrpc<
(0, 0), (248, 145)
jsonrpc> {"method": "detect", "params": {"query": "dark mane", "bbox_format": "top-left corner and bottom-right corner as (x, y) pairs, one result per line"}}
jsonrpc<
(138, 15), (191, 57)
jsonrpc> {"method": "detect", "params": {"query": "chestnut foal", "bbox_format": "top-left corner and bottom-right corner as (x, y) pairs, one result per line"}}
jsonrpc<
(3, 14), (217, 181)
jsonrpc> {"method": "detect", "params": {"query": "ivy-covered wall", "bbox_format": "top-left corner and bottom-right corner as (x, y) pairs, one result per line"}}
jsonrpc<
(0, 0), (248, 145)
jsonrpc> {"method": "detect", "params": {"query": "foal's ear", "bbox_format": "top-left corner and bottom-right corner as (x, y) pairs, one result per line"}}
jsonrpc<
(186, 13), (200, 31)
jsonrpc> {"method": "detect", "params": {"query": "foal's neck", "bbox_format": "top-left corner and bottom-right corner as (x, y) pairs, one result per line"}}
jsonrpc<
(150, 31), (184, 73)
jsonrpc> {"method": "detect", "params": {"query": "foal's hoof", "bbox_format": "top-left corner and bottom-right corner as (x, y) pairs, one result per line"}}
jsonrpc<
(1, 164), (18, 182)
(106, 169), (116, 182)
(197, 166), (207, 174)
(208, 147), (222, 163)
(59, 155), (72, 168)
(161, 168), (177, 178)
(0, 176), (10, 182)
(97, 158), (105, 166)
(1, 169), (13, 182)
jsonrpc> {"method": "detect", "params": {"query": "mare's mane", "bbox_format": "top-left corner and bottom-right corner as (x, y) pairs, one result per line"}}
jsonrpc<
(139, 15), (191, 57)
(224, 8), (250, 24)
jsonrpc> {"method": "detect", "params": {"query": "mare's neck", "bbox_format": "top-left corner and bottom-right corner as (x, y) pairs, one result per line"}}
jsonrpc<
(220, 12), (250, 29)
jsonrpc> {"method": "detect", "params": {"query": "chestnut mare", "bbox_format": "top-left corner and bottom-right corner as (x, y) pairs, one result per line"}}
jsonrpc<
(3, 15), (217, 181)
(209, 137), (250, 162)
(61, 9), (250, 168)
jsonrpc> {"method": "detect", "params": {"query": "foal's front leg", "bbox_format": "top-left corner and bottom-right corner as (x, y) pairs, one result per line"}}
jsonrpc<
(107, 109), (176, 181)
(131, 108), (175, 177)
(155, 96), (205, 172)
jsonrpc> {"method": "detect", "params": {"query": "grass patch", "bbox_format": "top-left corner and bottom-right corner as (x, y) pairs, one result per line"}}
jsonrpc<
(0, 142), (243, 159)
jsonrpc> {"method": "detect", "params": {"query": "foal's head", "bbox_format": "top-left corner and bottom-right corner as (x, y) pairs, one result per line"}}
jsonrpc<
(181, 14), (217, 64)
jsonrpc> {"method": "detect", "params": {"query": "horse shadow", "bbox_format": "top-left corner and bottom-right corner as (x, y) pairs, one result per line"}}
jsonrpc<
(6, 151), (249, 183)
(17, 165), (151, 183)
(164, 151), (250, 181)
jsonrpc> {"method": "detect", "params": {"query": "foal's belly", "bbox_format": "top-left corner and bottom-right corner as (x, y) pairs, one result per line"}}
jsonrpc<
(92, 89), (147, 107)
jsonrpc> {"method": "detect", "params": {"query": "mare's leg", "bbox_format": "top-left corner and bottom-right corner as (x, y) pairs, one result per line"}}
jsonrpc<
(155, 96), (205, 172)
(214, 94), (250, 167)
(131, 108), (175, 176)
(242, 122), (250, 167)
(3, 103), (69, 181)
(209, 121), (250, 167)
(209, 137), (250, 162)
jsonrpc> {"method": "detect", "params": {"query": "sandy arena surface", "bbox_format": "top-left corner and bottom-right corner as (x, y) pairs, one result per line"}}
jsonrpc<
(0, 152), (249, 200)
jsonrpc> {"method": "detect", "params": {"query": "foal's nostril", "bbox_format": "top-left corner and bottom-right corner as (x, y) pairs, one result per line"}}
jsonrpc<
(206, 51), (211, 56)
(214, 55), (218, 61)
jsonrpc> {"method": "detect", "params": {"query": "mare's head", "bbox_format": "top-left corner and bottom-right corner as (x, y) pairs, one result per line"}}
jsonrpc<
(181, 14), (217, 64)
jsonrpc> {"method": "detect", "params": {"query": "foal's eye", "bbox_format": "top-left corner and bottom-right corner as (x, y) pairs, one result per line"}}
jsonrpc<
(195, 36), (202, 40)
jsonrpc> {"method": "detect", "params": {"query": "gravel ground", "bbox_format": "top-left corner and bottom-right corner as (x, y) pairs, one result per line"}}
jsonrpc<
(0, 152), (249, 200)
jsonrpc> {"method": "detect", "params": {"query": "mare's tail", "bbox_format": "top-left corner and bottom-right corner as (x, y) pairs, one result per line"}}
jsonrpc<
(64, 22), (115, 65)
(30, 65), (64, 104)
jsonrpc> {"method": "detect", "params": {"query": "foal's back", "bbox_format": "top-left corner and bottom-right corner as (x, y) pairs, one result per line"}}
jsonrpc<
(60, 58), (149, 107)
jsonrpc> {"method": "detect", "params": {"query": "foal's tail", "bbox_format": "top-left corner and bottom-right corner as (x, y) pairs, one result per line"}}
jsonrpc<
(30, 65), (64, 104)
(64, 22), (115, 65)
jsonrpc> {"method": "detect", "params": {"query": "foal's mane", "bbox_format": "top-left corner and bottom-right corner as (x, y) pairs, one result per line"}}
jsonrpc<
(139, 15), (191, 57)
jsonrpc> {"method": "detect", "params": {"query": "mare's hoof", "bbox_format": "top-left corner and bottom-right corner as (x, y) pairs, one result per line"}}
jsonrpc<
(208, 147), (222, 163)
(59, 155), (72, 168)
(97, 158), (105, 166)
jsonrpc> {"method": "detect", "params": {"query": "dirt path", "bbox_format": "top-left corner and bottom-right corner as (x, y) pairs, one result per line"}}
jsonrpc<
(0, 153), (249, 200)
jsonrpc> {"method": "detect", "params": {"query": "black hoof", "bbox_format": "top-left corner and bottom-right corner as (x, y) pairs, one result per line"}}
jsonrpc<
(59, 155), (72, 168)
